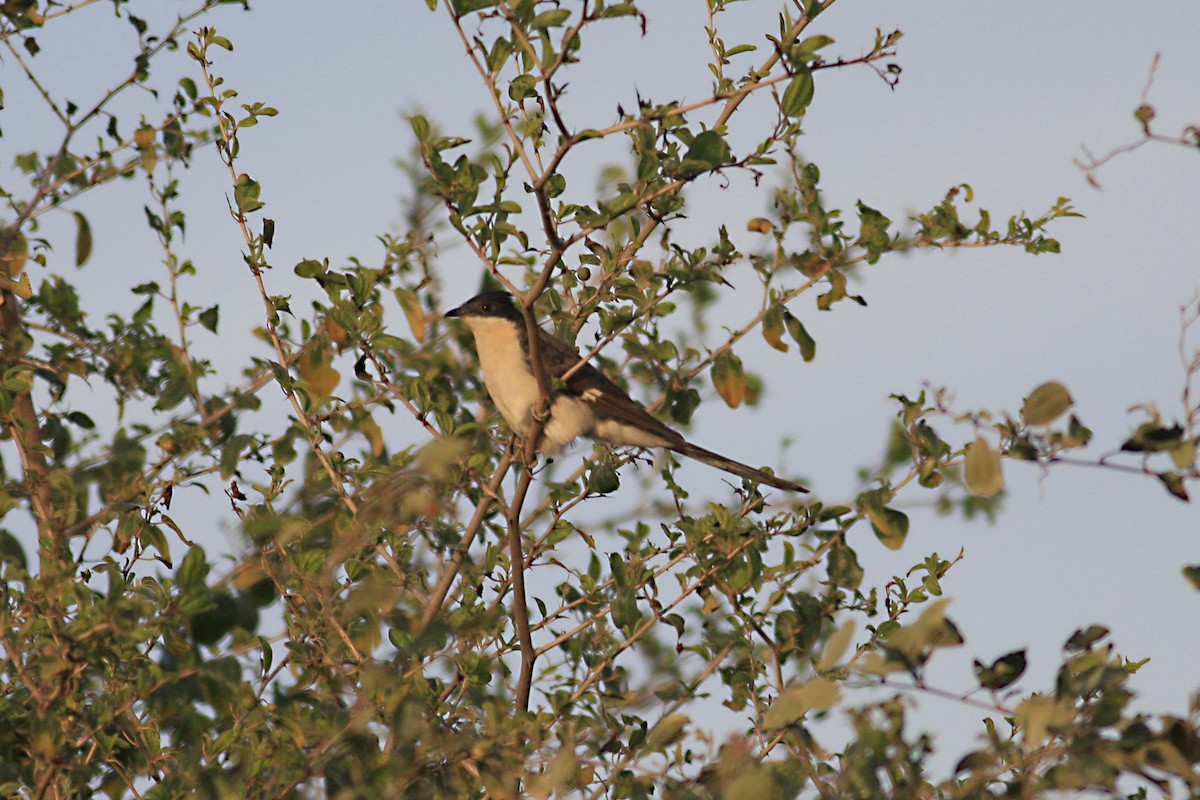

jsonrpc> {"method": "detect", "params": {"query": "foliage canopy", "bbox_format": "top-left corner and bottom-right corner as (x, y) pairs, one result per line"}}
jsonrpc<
(0, 1), (1197, 798)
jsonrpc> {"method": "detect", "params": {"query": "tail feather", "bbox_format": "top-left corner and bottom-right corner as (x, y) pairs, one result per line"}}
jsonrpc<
(671, 441), (808, 493)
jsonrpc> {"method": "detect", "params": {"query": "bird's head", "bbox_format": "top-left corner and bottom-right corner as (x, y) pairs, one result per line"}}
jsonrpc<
(444, 291), (522, 323)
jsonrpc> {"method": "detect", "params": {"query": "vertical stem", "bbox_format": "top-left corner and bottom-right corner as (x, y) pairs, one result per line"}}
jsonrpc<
(506, 466), (538, 715)
(0, 282), (59, 573)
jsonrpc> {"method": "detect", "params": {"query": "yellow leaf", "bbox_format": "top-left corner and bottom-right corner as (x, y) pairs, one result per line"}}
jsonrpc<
(867, 505), (908, 550)
(133, 125), (156, 149)
(1021, 381), (1073, 426)
(229, 563), (267, 590)
(9, 272), (33, 299)
(325, 317), (348, 348)
(763, 677), (841, 730)
(817, 619), (856, 672)
(964, 436), (1004, 497)
(527, 746), (579, 799)
(416, 436), (469, 481)
(852, 650), (905, 676)
(1015, 694), (1076, 747)
(647, 712), (688, 750)
(1170, 439), (1196, 470)
(712, 350), (745, 408)
(360, 413), (384, 457)
(762, 305), (788, 352)
(885, 598), (961, 664)
(2, 228), (28, 278)
(746, 217), (773, 233)
(298, 351), (340, 397)
(396, 287), (426, 342)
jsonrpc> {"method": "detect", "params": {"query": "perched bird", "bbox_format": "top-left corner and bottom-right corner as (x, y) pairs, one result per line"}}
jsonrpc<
(445, 291), (808, 492)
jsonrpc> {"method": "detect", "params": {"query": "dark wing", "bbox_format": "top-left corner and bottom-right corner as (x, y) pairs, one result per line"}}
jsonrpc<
(532, 328), (807, 491)
(534, 329), (684, 446)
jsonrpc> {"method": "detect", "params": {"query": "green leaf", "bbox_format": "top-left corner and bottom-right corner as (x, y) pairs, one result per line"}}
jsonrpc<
(974, 649), (1027, 690)
(409, 114), (430, 142)
(177, 545), (209, 589)
(784, 310), (815, 361)
(543, 172), (567, 198)
(294, 259), (324, 279)
(1158, 472), (1189, 502)
(1062, 414), (1093, 448)
(0, 529), (27, 572)
(1183, 565), (1200, 591)
(683, 130), (732, 171)
(198, 305), (220, 333)
(140, 524), (171, 567)
(73, 211), (92, 267)
(964, 436), (1004, 498)
(451, 0), (497, 14)
(1064, 625), (1108, 652)
(826, 543), (863, 590)
(1021, 380), (1073, 425)
(780, 66), (814, 118)
(587, 462), (620, 494)
(234, 173), (264, 214)
(856, 201), (891, 264)
(1121, 422), (1184, 452)
(508, 73), (538, 101)
(485, 37), (512, 73)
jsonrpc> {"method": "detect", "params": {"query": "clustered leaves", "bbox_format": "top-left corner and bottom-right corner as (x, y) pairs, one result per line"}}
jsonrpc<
(0, 2), (1196, 799)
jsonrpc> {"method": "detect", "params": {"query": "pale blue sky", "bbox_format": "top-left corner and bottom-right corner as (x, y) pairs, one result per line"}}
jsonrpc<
(7, 0), (1198, 769)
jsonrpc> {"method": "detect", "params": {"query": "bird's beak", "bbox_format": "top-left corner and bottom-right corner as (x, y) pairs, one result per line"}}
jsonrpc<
(444, 304), (463, 319)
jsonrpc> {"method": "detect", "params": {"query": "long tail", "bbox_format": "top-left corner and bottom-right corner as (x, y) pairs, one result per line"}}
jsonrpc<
(671, 440), (809, 493)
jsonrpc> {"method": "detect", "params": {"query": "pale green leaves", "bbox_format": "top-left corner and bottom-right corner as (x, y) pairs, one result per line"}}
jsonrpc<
(1015, 694), (1076, 747)
(763, 677), (840, 730)
(856, 599), (963, 675)
(646, 712), (689, 750)
(964, 380), (1076, 497)
(964, 436), (1004, 498)
(816, 619), (856, 672)
(1021, 380), (1073, 425)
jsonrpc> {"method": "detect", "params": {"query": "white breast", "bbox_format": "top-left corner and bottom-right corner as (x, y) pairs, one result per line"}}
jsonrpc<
(463, 317), (598, 455)
(464, 316), (540, 438)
